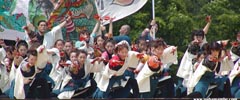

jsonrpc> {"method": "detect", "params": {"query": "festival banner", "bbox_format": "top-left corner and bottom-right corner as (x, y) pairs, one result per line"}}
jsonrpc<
(1, 0), (98, 41)
(1, 0), (148, 41)
(95, 0), (148, 25)
(0, 0), (26, 40)
(47, 0), (98, 41)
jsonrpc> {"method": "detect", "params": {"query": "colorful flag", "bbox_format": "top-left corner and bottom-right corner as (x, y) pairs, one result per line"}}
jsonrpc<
(1, 0), (98, 41)
(45, 0), (98, 41)
(0, 0), (26, 40)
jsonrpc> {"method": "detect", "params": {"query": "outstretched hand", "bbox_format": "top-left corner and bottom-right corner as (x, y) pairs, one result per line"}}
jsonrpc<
(65, 14), (72, 22)
(109, 60), (124, 67)
(133, 69), (140, 74)
(22, 23), (35, 31)
(206, 15), (211, 23)
(22, 26), (28, 30)
(221, 39), (229, 47)
(38, 45), (45, 53)
(231, 41), (239, 47)
(105, 33), (113, 39)
(136, 53), (144, 59)
(171, 46), (177, 55)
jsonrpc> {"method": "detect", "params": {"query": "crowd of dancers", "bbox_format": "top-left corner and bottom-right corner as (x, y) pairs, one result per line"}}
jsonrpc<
(0, 16), (239, 99)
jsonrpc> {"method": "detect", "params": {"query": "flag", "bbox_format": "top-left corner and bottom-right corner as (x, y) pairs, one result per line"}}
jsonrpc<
(46, 0), (98, 41)
(0, 0), (26, 40)
(11, 0), (30, 23)
(95, 0), (148, 25)
(1, 0), (98, 41)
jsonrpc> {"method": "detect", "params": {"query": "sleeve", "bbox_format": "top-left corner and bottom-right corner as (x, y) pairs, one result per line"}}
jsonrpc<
(230, 49), (240, 62)
(203, 35), (207, 43)
(44, 25), (63, 49)
(229, 59), (240, 84)
(89, 60), (105, 73)
(36, 45), (49, 69)
(23, 31), (33, 47)
(14, 68), (26, 99)
(89, 33), (96, 46)
(135, 62), (145, 72)
(127, 51), (140, 68)
(0, 47), (6, 62)
(50, 25), (63, 41)
(219, 57), (234, 75)
(47, 48), (61, 70)
(161, 46), (178, 64)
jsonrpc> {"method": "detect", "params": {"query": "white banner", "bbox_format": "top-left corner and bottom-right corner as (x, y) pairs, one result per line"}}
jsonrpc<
(95, 0), (148, 25)
(0, 27), (25, 40)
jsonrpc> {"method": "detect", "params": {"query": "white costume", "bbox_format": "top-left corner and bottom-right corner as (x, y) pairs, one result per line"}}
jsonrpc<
(25, 25), (63, 49)
(188, 56), (233, 94)
(0, 47), (10, 92)
(13, 46), (50, 99)
(57, 59), (105, 99)
(136, 46), (178, 93)
(97, 50), (140, 92)
(229, 59), (240, 85)
(47, 48), (64, 90)
(14, 60), (37, 99)
(176, 37), (207, 87)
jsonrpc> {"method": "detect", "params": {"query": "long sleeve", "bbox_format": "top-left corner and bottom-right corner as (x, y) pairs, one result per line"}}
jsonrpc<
(35, 45), (49, 69)
(127, 51), (141, 68)
(229, 59), (240, 84)
(0, 47), (6, 61)
(43, 25), (63, 49)
(87, 58), (105, 73)
(161, 46), (178, 64)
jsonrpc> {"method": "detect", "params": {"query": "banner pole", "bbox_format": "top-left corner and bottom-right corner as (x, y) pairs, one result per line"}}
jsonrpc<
(152, 0), (155, 19)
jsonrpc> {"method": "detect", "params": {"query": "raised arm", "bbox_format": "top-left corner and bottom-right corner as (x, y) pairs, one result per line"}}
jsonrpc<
(22, 26), (32, 35)
(203, 16), (211, 35)
(104, 18), (114, 39)
(22, 24), (38, 45)
(109, 18), (113, 35)
(150, 19), (156, 40)
(58, 16), (71, 29)
(92, 20), (100, 35)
